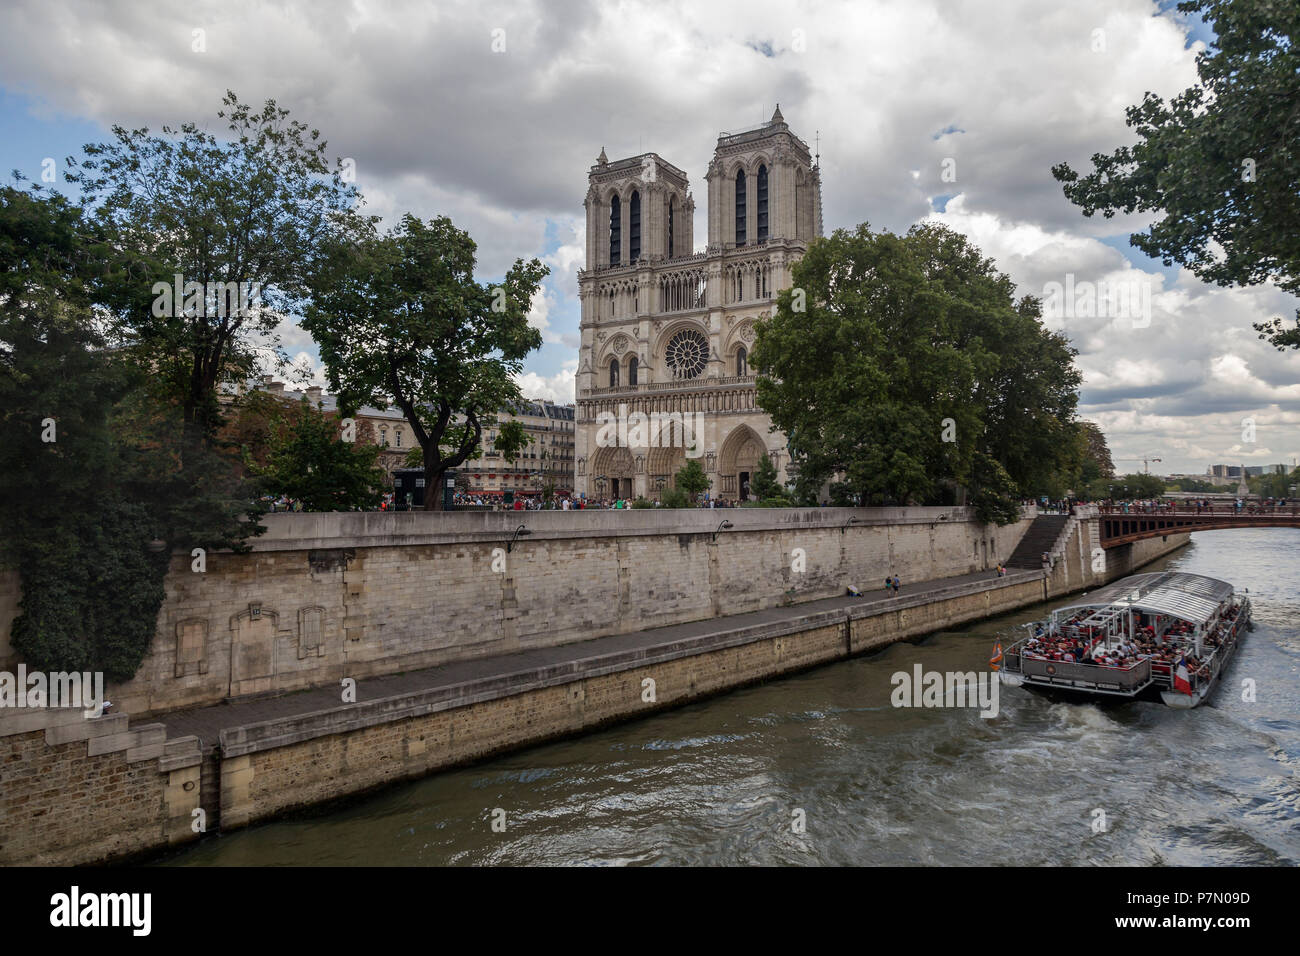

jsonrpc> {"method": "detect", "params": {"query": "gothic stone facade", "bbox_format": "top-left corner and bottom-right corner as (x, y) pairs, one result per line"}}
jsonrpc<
(574, 106), (823, 501)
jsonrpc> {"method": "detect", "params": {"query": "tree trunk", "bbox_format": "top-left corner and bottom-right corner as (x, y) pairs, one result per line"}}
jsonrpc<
(423, 458), (445, 511)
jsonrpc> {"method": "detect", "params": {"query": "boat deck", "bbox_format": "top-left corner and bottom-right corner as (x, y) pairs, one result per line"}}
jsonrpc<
(1000, 571), (1250, 707)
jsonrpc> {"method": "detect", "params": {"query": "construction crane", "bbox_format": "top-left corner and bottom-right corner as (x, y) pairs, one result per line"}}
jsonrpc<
(1115, 456), (1163, 475)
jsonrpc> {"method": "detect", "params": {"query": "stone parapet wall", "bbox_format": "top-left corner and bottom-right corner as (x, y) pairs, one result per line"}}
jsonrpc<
(0, 507), (1030, 717)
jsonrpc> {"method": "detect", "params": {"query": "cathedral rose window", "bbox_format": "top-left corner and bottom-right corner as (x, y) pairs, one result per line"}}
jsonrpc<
(665, 329), (708, 379)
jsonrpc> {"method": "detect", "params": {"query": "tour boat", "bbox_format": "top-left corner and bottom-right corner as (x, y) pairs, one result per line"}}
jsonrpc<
(998, 571), (1251, 709)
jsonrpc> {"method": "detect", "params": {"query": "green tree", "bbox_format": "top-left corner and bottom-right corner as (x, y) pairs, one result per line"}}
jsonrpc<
(303, 214), (546, 510)
(67, 92), (363, 435)
(1076, 421), (1114, 485)
(660, 488), (691, 509)
(1051, 0), (1300, 349)
(1249, 468), (1299, 498)
(494, 419), (529, 467)
(0, 187), (172, 678)
(1104, 473), (1167, 499)
(1168, 476), (1218, 493)
(749, 453), (783, 500)
(752, 223), (1081, 524)
(674, 459), (711, 501)
(254, 398), (386, 510)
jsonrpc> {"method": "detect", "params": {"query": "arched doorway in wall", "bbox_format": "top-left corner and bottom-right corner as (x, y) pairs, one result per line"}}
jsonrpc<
(646, 444), (686, 499)
(591, 444), (635, 500)
(719, 425), (765, 501)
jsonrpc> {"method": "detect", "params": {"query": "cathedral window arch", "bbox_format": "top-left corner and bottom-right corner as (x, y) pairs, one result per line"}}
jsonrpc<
(757, 165), (768, 242)
(609, 195), (621, 266)
(609, 357), (619, 388)
(630, 190), (641, 262)
(628, 355), (638, 386)
(667, 196), (675, 258)
(735, 169), (747, 247)
(736, 346), (748, 377)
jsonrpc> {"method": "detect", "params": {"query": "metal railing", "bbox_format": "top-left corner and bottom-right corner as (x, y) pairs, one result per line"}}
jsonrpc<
(583, 375), (756, 397)
(1019, 655), (1152, 691)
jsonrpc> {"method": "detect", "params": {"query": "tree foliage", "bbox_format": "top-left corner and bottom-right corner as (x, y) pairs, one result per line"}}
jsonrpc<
(1167, 476), (1219, 493)
(0, 92), (327, 677)
(1051, 0), (1300, 349)
(66, 91), (364, 432)
(493, 419), (529, 467)
(1087, 473), (1168, 500)
(749, 453), (783, 501)
(673, 458), (712, 499)
(0, 187), (172, 678)
(1076, 420), (1115, 483)
(303, 214), (545, 510)
(253, 398), (386, 510)
(1248, 467), (1299, 498)
(751, 223), (1082, 524)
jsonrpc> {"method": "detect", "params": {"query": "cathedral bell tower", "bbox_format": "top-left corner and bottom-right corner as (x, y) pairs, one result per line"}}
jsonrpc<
(705, 104), (822, 250)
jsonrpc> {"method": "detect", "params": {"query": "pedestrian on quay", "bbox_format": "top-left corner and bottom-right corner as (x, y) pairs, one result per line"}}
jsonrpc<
(892, 574), (901, 594)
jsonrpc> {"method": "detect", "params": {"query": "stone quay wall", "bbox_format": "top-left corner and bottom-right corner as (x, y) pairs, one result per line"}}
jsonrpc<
(214, 521), (1189, 832)
(0, 708), (203, 866)
(0, 509), (1191, 864)
(217, 571), (1052, 829)
(1, 507), (1032, 718)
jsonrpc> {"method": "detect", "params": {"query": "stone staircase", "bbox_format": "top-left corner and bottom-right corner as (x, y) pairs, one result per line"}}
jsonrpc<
(1005, 514), (1069, 569)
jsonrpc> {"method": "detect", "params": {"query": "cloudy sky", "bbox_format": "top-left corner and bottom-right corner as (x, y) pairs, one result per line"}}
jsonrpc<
(2, 0), (1296, 476)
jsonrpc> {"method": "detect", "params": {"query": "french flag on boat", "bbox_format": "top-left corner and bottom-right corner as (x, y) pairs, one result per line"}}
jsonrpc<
(1174, 656), (1193, 695)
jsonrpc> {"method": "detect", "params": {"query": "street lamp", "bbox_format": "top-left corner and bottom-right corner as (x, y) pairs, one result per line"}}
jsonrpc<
(713, 519), (734, 542)
(507, 524), (531, 553)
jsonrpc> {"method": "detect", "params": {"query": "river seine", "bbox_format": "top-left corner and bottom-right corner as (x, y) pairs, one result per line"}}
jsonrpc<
(164, 529), (1300, 866)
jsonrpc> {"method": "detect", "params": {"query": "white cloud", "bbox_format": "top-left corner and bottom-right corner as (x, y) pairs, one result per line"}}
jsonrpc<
(514, 359), (578, 404)
(3, 0), (1297, 473)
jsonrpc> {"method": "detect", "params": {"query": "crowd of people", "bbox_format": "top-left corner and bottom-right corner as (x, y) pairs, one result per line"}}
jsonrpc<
(440, 495), (756, 511)
(1020, 615), (1100, 664)
(1098, 497), (1296, 515)
(1019, 602), (1243, 684)
(264, 495), (305, 512)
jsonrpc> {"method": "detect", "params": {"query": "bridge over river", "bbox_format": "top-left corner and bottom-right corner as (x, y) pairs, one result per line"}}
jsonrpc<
(1099, 505), (1300, 547)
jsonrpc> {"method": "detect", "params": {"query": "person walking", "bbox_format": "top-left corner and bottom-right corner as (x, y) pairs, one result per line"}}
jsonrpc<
(892, 574), (901, 594)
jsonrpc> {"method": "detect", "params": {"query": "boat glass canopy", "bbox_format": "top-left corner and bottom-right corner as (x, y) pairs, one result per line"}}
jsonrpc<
(1051, 572), (1233, 625)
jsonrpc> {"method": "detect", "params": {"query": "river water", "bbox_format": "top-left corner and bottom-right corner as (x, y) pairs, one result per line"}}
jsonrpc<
(164, 529), (1300, 866)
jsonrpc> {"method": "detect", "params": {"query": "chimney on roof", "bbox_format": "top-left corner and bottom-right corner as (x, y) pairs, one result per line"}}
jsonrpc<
(266, 380), (284, 394)
(306, 385), (323, 405)
(262, 374), (275, 386)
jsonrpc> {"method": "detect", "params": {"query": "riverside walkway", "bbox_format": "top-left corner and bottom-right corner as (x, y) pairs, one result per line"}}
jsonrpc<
(158, 567), (1042, 748)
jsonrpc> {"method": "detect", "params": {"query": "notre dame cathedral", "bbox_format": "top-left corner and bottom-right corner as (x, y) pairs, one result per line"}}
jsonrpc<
(574, 105), (823, 501)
